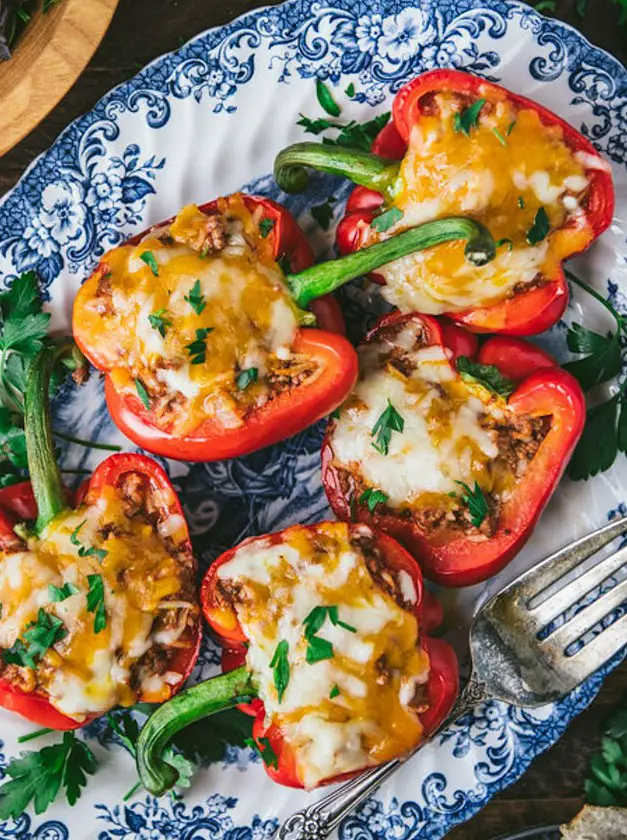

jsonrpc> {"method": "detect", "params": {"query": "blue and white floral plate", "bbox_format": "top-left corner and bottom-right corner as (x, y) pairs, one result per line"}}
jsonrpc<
(1, 1), (626, 838)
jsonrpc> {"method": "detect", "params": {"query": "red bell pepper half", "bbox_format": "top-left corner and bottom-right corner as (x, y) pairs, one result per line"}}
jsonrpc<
(275, 69), (614, 336)
(73, 192), (496, 462)
(135, 522), (458, 794)
(321, 313), (586, 587)
(0, 342), (201, 729)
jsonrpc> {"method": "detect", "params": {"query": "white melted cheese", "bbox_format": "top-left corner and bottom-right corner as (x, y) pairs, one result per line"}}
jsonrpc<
(0, 498), (190, 720)
(331, 345), (501, 506)
(218, 523), (428, 788)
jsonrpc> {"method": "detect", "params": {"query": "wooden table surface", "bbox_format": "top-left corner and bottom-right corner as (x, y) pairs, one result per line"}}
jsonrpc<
(1, 1), (626, 837)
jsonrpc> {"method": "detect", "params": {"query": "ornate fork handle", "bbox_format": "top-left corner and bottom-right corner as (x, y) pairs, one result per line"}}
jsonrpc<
(279, 678), (489, 840)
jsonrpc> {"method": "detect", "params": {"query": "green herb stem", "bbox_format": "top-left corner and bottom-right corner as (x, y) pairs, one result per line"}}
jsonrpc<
(274, 142), (400, 197)
(52, 431), (121, 452)
(286, 217), (496, 308)
(17, 728), (54, 744)
(137, 666), (256, 796)
(566, 269), (625, 330)
(25, 341), (81, 532)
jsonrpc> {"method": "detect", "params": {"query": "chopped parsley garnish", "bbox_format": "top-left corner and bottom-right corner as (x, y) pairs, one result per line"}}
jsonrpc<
(518, 196), (525, 209)
(329, 684), (340, 699)
(277, 254), (292, 275)
(184, 279), (206, 315)
(86, 575), (107, 634)
(244, 737), (279, 769)
(507, 120), (517, 135)
(305, 635), (334, 664)
(311, 198), (336, 231)
(302, 605), (357, 663)
(371, 399), (404, 455)
(452, 481), (489, 528)
(359, 487), (389, 513)
(236, 367), (258, 390)
(148, 308), (172, 338)
(495, 237), (514, 251)
(296, 110), (390, 152)
(2, 609), (68, 669)
(371, 206), (403, 234)
(0, 731), (98, 820)
(526, 206), (550, 245)
(185, 328), (213, 365)
(316, 79), (341, 118)
(135, 379), (150, 409)
(270, 640), (290, 703)
(259, 218), (275, 239)
(69, 520), (108, 562)
(492, 127), (507, 146)
(453, 98), (486, 137)
(345, 83), (356, 98)
(48, 583), (79, 603)
(140, 251), (159, 277)
(456, 356), (517, 398)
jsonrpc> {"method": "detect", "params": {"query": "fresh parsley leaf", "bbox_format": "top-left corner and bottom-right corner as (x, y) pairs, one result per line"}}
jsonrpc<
(345, 83), (356, 98)
(296, 114), (334, 135)
(533, 0), (557, 11)
(259, 218), (275, 239)
(507, 120), (517, 135)
(2, 639), (36, 669)
(70, 520), (86, 546)
(526, 206), (550, 245)
(48, 583), (79, 603)
(23, 609), (68, 661)
(359, 487), (389, 513)
(456, 356), (516, 398)
(171, 708), (253, 764)
(495, 238), (514, 251)
(148, 309), (172, 338)
(135, 379), (151, 409)
(453, 98), (486, 137)
(316, 79), (341, 117)
(453, 481), (489, 528)
(563, 326), (621, 391)
(185, 328), (213, 366)
(371, 399), (404, 455)
(371, 206), (403, 234)
(140, 251), (159, 277)
(270, 640), (290, 703)
(303, 605), (356, 637)
(329, 684), (340, 699)
(0, 407), (28, 467)
(584, 705), (627, 807)
(277, 254), (292, 275)
(245, 737), (279, 769)
(0, 732), (97, 819)
(492, 127), (507, 146)
(305, 635), (334, 664)
(86, 575), (107, 634)
(236, 367), (258, 390)
(297, 112), (391, 152)
(184, 279), (206, 315)
(568, 397), (620, 481)
(311, 199), (336, 231)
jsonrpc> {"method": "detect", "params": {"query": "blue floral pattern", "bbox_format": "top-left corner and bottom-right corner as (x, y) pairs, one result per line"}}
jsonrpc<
(0, 0), (626, 837)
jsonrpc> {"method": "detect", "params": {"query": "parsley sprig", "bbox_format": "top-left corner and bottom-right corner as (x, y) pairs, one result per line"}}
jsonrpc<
(453, 99), (486, 137)
(359, 487), (389, 513)
(87, 574), (107, 634)
(0, 732), (98, 820)
(184, 279), (206, 315)
(2, 609), (68, 670)
(297, 112), (391, 153)
(270, 640), (290, 703)
(244, 736), (279, 769)
(585, 705), (627, 806)
(302, 605), (356, 664)
(371, 400), (404, 455)
(148, 308), (172, 338)
(563, 271), (627, 481)
(450, 481), (489, 528)
(185, 328), (213, 365)
(456, 356), (516, 398)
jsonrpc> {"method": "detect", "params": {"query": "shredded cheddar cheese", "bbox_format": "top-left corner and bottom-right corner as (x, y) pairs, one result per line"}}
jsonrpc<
(372, 90), (601, 314)
(216, 521), (429, 788)
(0, 489), (194, 721)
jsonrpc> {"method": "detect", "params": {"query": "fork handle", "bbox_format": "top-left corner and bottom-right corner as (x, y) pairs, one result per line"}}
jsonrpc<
(278, 677), (490, 840)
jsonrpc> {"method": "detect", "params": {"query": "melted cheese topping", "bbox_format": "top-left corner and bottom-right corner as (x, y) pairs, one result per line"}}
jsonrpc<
(217, 522), (429, 788)
(331, 338), (513, 509)
(373, 91), (601, 314)
(0, 490), (193, 720)
(79, 198), (308, 435)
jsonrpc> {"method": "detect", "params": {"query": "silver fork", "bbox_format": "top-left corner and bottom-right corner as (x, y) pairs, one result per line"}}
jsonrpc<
(279, 514), (627, 840)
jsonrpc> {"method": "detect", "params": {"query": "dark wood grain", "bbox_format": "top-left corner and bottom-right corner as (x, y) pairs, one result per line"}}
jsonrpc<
(1, 1), (625, 837)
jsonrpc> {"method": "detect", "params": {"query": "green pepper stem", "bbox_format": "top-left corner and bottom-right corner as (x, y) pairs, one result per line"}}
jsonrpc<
(286, 217), (497, 309)
(24, 341), (86, 533)
(136, 665), (257, 796)
(274, 142), (400, 197)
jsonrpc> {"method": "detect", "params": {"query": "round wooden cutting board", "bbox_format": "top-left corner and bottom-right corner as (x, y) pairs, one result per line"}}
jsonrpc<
(0, 0), (120, 158)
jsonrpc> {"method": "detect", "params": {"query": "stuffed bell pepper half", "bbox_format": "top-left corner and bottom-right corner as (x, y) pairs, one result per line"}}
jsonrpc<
(0, 342), (201, 728)
(321, 314), (585, 586)
(73, 192), (497, 461)
(136, 521), (458, 792)
(275, 69), (614, 335)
